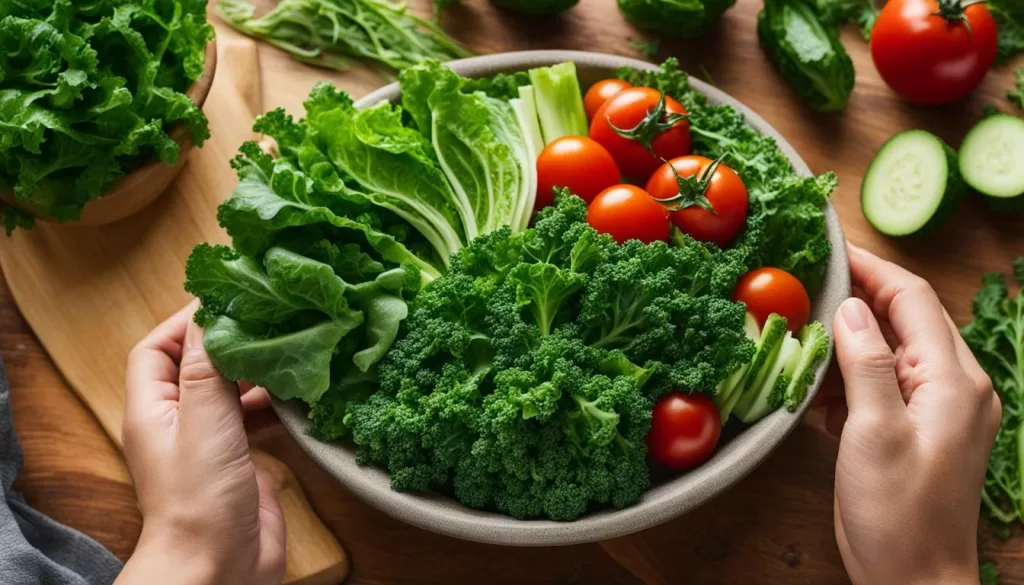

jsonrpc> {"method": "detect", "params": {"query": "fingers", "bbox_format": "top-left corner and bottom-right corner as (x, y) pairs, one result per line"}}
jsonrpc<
(834, 298), (907, 424)
(848, 244), (958, 367)
(242, 386), (281, 434)
(124, 302), (200, 437)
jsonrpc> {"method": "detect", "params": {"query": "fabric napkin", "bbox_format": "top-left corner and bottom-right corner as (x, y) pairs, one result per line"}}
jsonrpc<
(0, 355), (123, 585)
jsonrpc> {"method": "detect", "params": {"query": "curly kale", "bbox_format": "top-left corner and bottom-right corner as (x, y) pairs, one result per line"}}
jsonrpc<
(335, 194), (754, 520)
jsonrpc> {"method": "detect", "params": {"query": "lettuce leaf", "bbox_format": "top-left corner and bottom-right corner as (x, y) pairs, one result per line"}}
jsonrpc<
(0, 0), (212, 229)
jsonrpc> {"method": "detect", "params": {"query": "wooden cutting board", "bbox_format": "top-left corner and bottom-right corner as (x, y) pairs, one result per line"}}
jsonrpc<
(0, 36), (349, 585)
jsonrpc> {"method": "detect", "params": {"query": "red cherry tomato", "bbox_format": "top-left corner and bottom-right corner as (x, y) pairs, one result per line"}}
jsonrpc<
(734, 267), (811, 333)
(645, 155), (749, 248)
(584, 79), (632, 121)
(589, 87), (691, 181)
(535, 136), (621, 209)
(647, 391), (721, 470)
(870, 0), (997, 105)
(587, 184), (670, 244)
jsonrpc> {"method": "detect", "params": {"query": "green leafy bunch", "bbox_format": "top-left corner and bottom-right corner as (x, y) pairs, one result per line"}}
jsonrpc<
(321, 193), (754, 520)
(618, 58), (836, 292)
(962, 259), (1024, 535)
(185, 141), (427, 406)
(617, 0), (737, 39)
(0, 0), (213, 231)
(216, 0), (471, 74)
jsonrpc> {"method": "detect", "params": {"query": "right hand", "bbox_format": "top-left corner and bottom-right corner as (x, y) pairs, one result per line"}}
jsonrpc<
(827, 245), (1000, 585)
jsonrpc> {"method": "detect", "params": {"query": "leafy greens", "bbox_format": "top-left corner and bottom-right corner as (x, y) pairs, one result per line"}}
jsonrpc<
(216, 0), (472, 75)
(0, 0), (212, 231)
(617, 0), (737, 39)
(962, 258), (1024, 534)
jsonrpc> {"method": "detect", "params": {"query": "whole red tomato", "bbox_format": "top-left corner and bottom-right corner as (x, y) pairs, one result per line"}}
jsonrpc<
(646, 155), (749, 248)
(584, 79), (632, 121)
(734, 267), (811, 333)
(589, 87), (691, 181)
(587, 184), (670, 244)
(535, 136), (621, 209)
(871, 0), (998, 105)
(647, 392), (721, 470)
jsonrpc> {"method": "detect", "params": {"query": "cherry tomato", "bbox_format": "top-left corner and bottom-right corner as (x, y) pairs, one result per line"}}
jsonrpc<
(734, 267), (811, 333)
(645, 155), (749, 248)
(589, 87), (691, 181)
(584, 79), (632, 121)
(870, 0), (997, 106)
(587, 184), (669, 244)
(647, 391), (721, 470)
(535, 136), (621, 209)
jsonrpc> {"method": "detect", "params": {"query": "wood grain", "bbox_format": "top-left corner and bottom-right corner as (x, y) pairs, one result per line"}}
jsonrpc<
(2, 0), (1024, 583)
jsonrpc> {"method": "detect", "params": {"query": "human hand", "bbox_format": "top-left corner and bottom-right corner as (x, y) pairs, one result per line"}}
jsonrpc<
(825, 245), (1000, 585)
(117, 302), (286, 585)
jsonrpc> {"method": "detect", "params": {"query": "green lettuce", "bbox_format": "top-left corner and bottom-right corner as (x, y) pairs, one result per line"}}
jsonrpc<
(0, 0), (212, 230)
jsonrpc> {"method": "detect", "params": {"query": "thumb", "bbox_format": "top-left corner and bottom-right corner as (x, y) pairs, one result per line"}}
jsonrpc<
(834, 298), (906, 424)
(178, 319), (244, 428)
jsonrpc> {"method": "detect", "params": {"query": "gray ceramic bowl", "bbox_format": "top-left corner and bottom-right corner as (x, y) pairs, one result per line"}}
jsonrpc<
(274, 50), (851, 546)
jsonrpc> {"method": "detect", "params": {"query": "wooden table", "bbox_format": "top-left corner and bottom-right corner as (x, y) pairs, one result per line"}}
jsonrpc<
(4, 0), (1023, 583)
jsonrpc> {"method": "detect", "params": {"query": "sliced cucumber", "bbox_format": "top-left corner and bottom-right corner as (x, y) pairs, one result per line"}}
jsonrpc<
(719, 314), (788, 422)
(737, 334), (802, 423)
(959, 114), (1024, 208)
(861, 130), (965, 236)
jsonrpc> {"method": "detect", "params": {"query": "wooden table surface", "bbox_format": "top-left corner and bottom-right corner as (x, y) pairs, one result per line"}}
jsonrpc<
(4, 0), (1023, 583)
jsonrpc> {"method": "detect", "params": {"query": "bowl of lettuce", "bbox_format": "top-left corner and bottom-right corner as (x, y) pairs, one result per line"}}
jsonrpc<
(185, 51), (850, 545)
(0, 0), (216, 232)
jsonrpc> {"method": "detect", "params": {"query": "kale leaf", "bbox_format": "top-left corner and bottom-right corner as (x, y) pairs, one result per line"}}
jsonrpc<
(0, 0), (212, 230)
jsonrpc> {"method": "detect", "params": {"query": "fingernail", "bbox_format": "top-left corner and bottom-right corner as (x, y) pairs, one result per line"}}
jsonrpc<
(840, 299), (870, 332)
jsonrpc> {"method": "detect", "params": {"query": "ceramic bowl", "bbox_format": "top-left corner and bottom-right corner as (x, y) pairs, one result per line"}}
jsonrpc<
(275, 50), (851, 546)
(1, 41), (217, 226)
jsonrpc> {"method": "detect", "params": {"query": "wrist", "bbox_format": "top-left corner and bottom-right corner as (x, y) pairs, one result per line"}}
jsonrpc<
(117, 525), (221, 585)
(905, 562), (979, 585)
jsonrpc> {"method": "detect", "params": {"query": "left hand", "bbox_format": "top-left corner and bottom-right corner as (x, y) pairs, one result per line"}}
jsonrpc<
(116, 302), (286, 585)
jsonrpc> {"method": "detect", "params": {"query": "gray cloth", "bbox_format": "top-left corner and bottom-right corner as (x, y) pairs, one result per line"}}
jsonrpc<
(0, 355), (123, 585)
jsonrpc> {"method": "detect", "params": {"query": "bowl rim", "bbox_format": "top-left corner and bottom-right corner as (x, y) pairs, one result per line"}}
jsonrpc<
(0, 39), (218, 223)
(274, 50), (851, 547)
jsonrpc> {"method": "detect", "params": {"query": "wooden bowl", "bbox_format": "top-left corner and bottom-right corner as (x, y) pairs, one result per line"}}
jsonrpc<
(274, 51), (853, 546)
(1, 41), (217, 227)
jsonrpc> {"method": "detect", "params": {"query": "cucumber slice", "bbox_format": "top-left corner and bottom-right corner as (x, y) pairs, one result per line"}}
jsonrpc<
(720, 314), (788, 422)
(959, 114), (1024, 207)
(713, 312), (761, 424)
(861, 130), (965, 236)
(737, 334), (802, 423)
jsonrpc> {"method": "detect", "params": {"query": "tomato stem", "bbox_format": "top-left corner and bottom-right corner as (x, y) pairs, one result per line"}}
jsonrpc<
(650, 153), (727, 214)
(932, 0), (976, 35)
(608, 92), (687, 154)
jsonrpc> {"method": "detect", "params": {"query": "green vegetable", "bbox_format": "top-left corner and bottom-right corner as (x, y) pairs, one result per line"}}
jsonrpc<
(619, 58), (836, 291)
(862, 130), (965, 236)
(989, 0), (1024, 63)
(959, 114), (1024, 208)
(187, 61), (598, 404)
(1010, 69), (1024, 109)
(332, 193), (754, 520)
(491, 0), (579, 14)
(629, 38), (661, 59)
(757, 0), (856, 112)
(0, 0), (212, 231)
(808, 0), (878, 40)
(981, 560), (1000, 585)
(617, 0), (737, 39)
(215, 0), (472, 74)
(529, 63), (589, 145)
(962, 258), (1024, 531)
